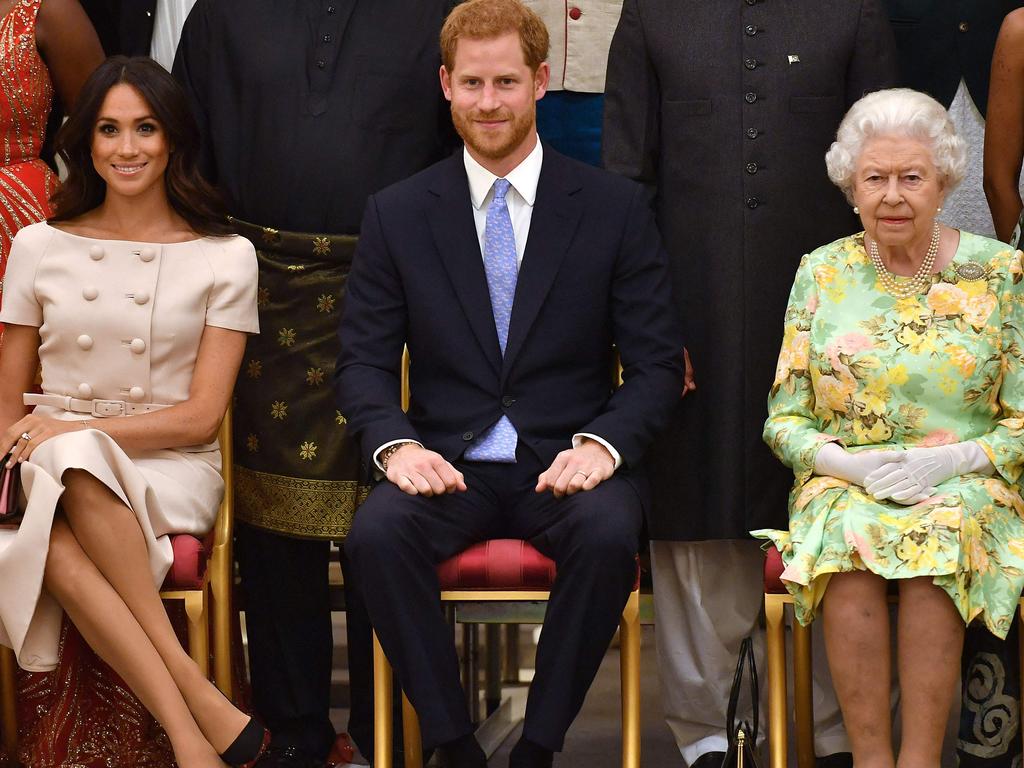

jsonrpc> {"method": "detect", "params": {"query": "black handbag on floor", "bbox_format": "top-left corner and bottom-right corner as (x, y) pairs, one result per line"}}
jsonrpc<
(721, 636), (762, 768)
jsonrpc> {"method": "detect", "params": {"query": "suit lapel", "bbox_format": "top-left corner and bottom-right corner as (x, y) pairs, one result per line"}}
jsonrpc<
(427, 155), (503, 374)
(502, 152), (584, 379)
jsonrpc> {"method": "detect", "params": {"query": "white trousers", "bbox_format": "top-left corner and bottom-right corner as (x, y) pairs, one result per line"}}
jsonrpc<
(651, 539), (851, 765)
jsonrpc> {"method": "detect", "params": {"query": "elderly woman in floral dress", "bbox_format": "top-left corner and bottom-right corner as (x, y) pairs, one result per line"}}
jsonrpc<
(754, 88), (1024, 768)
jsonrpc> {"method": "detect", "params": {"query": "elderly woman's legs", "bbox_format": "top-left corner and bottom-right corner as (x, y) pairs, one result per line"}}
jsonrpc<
(44, 516), (223, 767)
(895, 577), (963, 768)
(822, 570), (894, 768)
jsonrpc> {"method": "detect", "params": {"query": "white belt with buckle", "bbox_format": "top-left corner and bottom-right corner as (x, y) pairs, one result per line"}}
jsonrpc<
(23, 393), (171, 417)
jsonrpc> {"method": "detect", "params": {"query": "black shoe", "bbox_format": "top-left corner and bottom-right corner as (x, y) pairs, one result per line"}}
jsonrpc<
(816, 753), (853, 768)
(438, 733), (488, 768)
(252, 745), (324, 768)
(508, 737), (553, 768)
(220, 717), (271, 767)
(690, 751), (726, 768)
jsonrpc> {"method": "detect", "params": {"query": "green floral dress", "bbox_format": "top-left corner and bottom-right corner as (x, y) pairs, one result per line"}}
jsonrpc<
(752, 231), (1024, 638)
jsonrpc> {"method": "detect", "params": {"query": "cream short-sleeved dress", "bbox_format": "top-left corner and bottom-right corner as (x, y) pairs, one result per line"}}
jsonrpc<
(0, 222), (258, 671)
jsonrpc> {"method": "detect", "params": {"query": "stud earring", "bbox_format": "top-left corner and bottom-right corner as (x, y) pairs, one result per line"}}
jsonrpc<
(936, 206), (942, 214)
(853, 206), (860, 214)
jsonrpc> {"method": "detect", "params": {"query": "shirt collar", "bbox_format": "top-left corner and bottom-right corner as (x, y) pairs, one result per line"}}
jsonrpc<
(464, 136), (544, 211)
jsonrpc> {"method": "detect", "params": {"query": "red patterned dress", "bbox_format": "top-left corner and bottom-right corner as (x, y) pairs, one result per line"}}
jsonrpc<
(0, 0), (57, 337)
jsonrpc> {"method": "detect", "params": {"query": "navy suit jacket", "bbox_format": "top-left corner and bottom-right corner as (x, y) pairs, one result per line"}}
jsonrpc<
(334, 145), (683, 499)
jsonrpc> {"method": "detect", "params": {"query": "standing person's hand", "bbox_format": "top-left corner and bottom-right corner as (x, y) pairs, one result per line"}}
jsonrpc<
(681, 347), (696, 397)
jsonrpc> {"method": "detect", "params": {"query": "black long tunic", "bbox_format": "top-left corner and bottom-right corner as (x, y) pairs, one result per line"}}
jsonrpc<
(173, 0), (457, 234)
(603, 0), (898, 540)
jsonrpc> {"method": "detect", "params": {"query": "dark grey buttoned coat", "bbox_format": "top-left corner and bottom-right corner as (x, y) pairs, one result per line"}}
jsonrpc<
(603, 0), (898, 540)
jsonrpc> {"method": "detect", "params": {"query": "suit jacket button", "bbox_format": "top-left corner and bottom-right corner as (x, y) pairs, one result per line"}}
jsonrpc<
(746, 197), (759, 209)
(744, 92), (758, 104)
(568, 6), (582, 19)
(501, 396), (515, 407)
(746, 127), (759, 139)
(744, 24), (757, 36)
(462, 431), (474, 441)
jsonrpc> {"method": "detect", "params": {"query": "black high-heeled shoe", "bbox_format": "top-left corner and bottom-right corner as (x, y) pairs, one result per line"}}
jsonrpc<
(219, 717), (271, 768)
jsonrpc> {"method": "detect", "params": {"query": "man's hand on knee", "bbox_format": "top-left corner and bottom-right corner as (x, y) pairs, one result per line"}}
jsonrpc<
(386, 444), (467, 496)
(535, 439), (615, 499)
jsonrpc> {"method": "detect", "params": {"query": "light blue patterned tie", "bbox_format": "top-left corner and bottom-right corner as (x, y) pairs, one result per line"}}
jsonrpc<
(464, 178), (519, 463)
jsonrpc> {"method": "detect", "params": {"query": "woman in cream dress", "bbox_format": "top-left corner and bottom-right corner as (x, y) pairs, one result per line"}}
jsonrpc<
(0, 58), (266, 767)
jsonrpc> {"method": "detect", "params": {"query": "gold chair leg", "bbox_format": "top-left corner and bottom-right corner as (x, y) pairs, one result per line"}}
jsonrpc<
(210, 553), (234, 699)
(764, 595), (788, 768)
(402, 691), (422, 768)
(620, 589), (641, 768)
(793, 615), (814, 768)
(0, 646), (17, 755)
(184, 590), (210, 679)
(374, 631), (394, 768)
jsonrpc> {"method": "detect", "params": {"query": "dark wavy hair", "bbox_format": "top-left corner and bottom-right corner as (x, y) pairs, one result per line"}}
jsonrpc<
(49, 56), (234, 237)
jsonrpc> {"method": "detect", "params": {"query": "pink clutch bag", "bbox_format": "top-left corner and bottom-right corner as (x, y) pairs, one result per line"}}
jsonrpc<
(0, 456), (22, 528)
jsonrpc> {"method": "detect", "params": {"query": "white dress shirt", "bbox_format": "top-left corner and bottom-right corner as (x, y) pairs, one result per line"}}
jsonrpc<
(374, 138), (621, 471)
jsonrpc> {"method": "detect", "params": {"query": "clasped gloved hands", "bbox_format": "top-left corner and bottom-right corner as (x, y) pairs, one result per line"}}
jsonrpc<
(814, 441), (994, 506)
(814, 442), (905, 486)
(862, 442), (993, 505)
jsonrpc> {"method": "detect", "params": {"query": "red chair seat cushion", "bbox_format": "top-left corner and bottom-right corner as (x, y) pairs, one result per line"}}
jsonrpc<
(162, 532), (213, 590)
(437, 539), (557, 591)
(763, 545), (787, 594)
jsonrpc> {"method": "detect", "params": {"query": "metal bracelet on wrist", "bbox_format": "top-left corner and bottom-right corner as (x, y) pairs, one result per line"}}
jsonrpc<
(381, 442), (414, 471)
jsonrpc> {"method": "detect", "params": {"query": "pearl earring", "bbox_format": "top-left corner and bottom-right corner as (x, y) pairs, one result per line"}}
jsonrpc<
(936, 206), (942, 214)
(853, 206), (860, 214)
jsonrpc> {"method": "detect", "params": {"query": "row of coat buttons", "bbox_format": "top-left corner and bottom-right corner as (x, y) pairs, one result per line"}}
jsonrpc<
(76, 334), (147, 354)
(75, 383), (147, 400)
(81, 286), (150, 304)
(460, 397), (518, 441)
(89, 245), (156, 262)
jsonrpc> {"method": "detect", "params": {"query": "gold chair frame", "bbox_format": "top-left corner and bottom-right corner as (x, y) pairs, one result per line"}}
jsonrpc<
(0, 411), (236, 754)
(371, 349), (641, 768)
(765, 588), (1024, 768)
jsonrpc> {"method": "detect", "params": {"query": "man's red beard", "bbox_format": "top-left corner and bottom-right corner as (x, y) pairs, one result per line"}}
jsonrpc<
(451, 105), (535, 161)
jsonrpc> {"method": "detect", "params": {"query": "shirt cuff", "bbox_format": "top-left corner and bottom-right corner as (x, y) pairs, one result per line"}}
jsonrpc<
(372, 439), (424, 474)
(573, 433), (623, 470)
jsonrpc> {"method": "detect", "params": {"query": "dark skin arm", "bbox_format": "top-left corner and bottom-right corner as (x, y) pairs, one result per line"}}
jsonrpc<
(984, 9), (1024, 243)
(34, 0), (105, 109)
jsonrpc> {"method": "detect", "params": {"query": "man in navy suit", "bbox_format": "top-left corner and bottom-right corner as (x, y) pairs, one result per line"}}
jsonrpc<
(335, 1), (682, 765)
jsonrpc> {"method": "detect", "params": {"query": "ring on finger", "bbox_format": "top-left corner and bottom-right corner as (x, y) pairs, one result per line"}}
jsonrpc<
(19, 432), (31, 442)
(573, 470), (588, 478)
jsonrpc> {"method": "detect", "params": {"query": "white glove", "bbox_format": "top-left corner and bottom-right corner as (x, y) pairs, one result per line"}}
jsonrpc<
(813, 442), (906, 486)
(863, 442), (994, 505)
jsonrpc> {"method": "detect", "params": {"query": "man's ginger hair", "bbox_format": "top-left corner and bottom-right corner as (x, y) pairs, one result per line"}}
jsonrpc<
(441, 0), (549, 73)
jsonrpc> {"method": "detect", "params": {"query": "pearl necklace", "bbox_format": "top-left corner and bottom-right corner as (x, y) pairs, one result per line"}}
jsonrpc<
(868, 222), (940, 300)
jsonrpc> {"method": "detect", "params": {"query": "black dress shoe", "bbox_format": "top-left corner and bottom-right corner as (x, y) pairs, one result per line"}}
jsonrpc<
(508, 736), (553, 768)
(252, 745), (325, 768)
(816, 753), (853, 768)
(690, 751), (726, 768)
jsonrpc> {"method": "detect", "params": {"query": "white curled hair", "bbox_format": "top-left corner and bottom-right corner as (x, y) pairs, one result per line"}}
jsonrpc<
(825, 88), (967, 203)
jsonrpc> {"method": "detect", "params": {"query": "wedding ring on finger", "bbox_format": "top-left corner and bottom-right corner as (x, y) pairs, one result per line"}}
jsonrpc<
(19, 432), (31, 442)
(574, 470), (589, 478)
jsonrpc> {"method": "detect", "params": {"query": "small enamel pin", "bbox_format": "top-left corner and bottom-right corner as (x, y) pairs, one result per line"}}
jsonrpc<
(788, 54), (801, 64)
(955, 262), (988, 281)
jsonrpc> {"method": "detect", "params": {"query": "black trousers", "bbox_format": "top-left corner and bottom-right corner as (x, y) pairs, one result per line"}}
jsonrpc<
(235, 524), (377, 759)
(345, 450), (643, 752)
